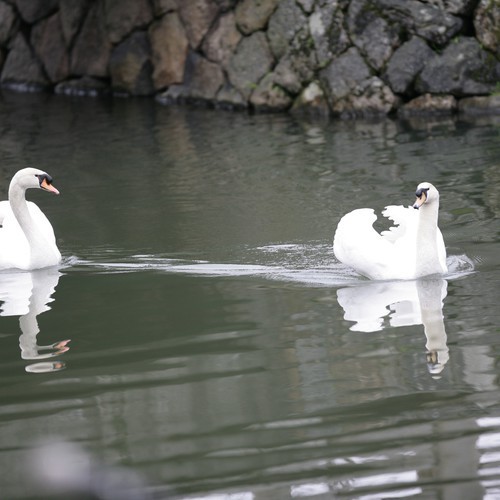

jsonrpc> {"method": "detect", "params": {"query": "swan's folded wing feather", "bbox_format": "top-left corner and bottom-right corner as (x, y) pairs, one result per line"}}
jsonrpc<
(381, 205), (418, 242)
(334, 208), (398, 279)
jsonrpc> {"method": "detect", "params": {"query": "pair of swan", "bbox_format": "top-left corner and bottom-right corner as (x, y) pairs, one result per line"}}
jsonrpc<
(0, 169), (447, 281)
(0, 168), (61, 271)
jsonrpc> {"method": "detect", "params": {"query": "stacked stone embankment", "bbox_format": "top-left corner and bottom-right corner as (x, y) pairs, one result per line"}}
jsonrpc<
(0, 0), (498, 117)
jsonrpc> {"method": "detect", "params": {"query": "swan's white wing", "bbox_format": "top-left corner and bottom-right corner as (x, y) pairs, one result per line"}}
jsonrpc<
(381, 205), (418, 243)
(334, 208), (401, 280)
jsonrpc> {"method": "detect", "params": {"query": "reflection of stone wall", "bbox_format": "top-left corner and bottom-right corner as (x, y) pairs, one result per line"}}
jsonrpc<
(0, 0), (498, 117)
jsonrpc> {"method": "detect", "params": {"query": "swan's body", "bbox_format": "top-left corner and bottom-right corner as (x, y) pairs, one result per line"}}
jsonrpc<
(333, 182), (447, 280)
(0, 168), (61, 270)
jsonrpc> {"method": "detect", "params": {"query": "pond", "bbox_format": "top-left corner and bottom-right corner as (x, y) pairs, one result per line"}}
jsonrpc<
(0, 91), (499, 499)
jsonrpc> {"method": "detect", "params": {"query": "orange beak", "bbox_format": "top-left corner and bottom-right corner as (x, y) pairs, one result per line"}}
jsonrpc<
(41, 177), (60, 195)
(412, 191), (426, 209)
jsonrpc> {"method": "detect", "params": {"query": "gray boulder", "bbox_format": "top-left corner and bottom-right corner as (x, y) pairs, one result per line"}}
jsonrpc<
(235, 0), (279, 35)
(320, 47), (398, 116)
(458, 95), (500, 115)
(272, 56), (303, 94)
(109, 31), (154, 96)
(153, 0), (177, 16)
(177, 0), (220, 49)
(31, 12), (69, 83)
(336, 77), (399, 117)
(291, 81), (330, 116)
(438, 0), (478, 15)
(216, 84), (247, 109)
(399, 94), (457, 117)
(14, 0), (58, 24)
(277, 24), (318, 86)
(250, 72), (293, 111)
(474, 0), (500, 57)
(149, 12), (189, 89)
(157, 56), (225, 104)
(71, 1), (112, 77)
(297, 0), (315, 14)
(202, 12), (242, 69)
(385, 37), (434, 95)
(213, 0), (238, 12)
(252, 28), (315, 103)
(320, 47), (371, 103)
(347, 0), (402, 70)
(375, 0), (463, 46)
(155, 84), (186, 104)
(59, 0), (90, 48)
(227, 31), (274, 99)
(309, 2), (350, 67)
(183, 51), (225, 101)
(267, 0), (307, 59)
(104, 0), (153, 44)
(1, 32), (48, 89)
(0, 1), (17, 46)
(417, 37), (499, 96)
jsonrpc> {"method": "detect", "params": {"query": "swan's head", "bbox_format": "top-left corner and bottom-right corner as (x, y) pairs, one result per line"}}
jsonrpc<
(413, 182), (438, 210)
(11, 168), (60, 195)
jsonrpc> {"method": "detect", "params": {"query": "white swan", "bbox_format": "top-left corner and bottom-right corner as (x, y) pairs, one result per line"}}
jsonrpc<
(333, 182), (447, 280)
(0, 168), (61, 270)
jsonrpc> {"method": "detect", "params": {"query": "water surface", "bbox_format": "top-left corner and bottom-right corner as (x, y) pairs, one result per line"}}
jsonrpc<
(0, 91), (499, 499)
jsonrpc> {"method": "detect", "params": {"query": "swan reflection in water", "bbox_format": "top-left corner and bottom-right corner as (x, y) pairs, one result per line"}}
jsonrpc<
(337, 278), (449, 376)
(0, 268), (69, 373)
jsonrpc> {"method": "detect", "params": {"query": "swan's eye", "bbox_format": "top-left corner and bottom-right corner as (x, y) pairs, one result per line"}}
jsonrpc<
(35, 173), (54, 186)
(415, 187), (429, 198)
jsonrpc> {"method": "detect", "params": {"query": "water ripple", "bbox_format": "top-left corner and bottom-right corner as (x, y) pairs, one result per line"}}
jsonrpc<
(66, 242), (474, 286)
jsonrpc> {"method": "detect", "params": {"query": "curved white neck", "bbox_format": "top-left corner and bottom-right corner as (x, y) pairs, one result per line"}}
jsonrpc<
(417, 199), (439, 236)
(416, 200), (440, 271)
(9, 182), (50, 264)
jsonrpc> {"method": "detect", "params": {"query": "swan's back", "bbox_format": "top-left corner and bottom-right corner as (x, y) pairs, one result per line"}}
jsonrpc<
(334, 208), (417, 280)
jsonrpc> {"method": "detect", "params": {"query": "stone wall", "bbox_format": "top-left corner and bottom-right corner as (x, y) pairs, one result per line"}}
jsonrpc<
(0, 0), (499, 117)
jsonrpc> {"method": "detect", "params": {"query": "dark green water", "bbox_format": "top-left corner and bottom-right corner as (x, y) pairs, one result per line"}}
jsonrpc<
(0, 91), (499, 499)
